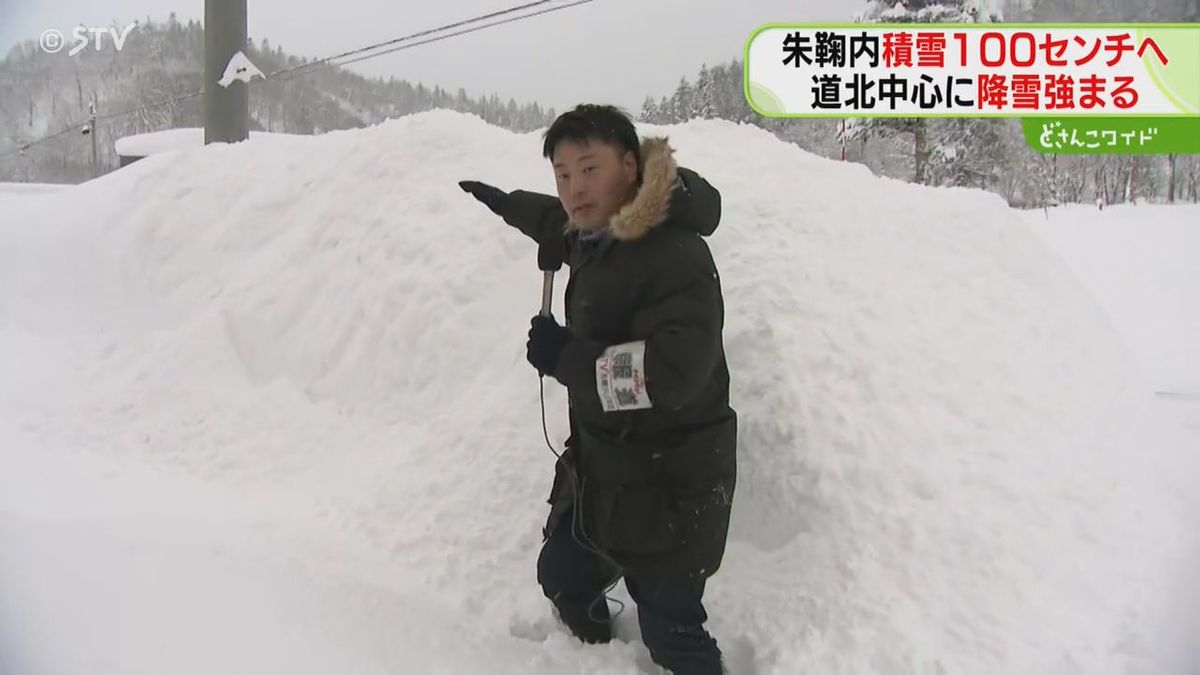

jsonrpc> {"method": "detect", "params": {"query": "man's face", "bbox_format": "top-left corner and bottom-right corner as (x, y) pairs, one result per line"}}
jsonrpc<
(551, 138), (639, 232)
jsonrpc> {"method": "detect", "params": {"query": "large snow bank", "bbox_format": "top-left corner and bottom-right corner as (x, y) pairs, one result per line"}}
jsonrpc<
(1, 110), (1195, 674)
(1026, 202), (1200, 394)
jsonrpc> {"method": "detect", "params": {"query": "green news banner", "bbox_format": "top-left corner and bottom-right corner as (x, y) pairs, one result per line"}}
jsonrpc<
(744, 23), (1200, 155)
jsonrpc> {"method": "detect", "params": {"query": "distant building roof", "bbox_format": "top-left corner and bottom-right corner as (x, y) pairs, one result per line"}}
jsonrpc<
(0, 182), (71, 194)
(115, 128), (293, 158)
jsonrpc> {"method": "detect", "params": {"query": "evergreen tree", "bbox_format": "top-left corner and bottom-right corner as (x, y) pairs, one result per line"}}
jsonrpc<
(845, 1), (1000, 185)
(672, 77), (694, 121)
(639, 96), (659, 123)
(695, 64), (717, 118)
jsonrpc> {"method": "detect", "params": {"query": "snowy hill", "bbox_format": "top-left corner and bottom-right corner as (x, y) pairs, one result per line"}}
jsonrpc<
(1, 110), (1196, 674)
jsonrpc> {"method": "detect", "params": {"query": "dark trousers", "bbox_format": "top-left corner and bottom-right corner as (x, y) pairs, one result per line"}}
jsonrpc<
(536, 510), (724, 674)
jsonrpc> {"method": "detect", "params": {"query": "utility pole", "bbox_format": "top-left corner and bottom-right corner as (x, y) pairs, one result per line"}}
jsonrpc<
(204, 0), (249, 145)
(88, 95), (98, 177)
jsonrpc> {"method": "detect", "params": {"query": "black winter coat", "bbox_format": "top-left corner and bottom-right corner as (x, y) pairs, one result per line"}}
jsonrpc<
(499, 137), (736, 580)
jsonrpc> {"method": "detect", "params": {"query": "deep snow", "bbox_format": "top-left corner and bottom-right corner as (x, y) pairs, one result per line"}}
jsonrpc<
(1, 111), (1196, 674)
(1025, 203), (1200, 395)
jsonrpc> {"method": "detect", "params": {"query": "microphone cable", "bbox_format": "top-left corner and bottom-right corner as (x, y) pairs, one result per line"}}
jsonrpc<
(538, 373), (626, 626)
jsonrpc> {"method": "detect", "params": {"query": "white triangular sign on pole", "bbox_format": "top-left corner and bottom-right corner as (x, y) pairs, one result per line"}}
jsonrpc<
(217, 51), (265, 88)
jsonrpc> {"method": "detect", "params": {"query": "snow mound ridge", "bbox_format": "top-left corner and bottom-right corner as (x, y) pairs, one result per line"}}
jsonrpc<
(8, 109), (1184, 674)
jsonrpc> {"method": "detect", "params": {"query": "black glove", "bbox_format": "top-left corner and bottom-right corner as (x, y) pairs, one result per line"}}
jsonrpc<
(527, 315), (571, 377)
(458, 180), (509, 218)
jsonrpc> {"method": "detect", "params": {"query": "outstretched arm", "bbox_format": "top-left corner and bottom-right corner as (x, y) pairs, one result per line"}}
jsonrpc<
(460, 165), (720, 250)
(460, 181), (570, 264)
(500, 189), (570, 246)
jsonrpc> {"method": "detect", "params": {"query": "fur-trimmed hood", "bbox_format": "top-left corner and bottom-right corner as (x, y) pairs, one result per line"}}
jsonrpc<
(565, 137), (722, 242)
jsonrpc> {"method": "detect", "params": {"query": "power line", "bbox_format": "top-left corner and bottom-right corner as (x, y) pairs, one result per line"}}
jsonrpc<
(0, 0), (595, 162)
(267, 0), (586, 81)
(271, 0), (593, 83)
(0, 88), (206, 162)
(98, 89), (206, 124)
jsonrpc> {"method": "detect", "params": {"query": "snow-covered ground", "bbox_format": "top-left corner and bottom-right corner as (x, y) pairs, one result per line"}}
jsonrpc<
(1025, 203), (1200, 396)
(1, 111), (1196, 674)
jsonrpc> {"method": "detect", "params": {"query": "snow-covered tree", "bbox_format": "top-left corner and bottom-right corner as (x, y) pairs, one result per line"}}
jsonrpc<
(639, 96), (659, 123)
(845, 1), (1002, 185)
(695, 64), (717, 118)
(671, 77), (693, 121)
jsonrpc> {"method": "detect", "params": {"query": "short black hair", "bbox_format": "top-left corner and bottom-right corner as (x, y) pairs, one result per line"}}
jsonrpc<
(542, 104), (641, 169)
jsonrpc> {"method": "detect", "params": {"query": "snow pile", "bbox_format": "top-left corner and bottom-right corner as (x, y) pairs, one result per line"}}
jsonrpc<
(1025, 203), (1200, 394)
(1, 110), (1195, 674)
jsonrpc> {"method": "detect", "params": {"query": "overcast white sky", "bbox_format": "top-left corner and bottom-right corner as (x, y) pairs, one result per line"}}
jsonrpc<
(1, 0), (856, 112)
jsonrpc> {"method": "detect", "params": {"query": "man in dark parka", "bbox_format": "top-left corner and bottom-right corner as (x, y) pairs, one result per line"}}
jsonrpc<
(460, 104), (736, 675)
